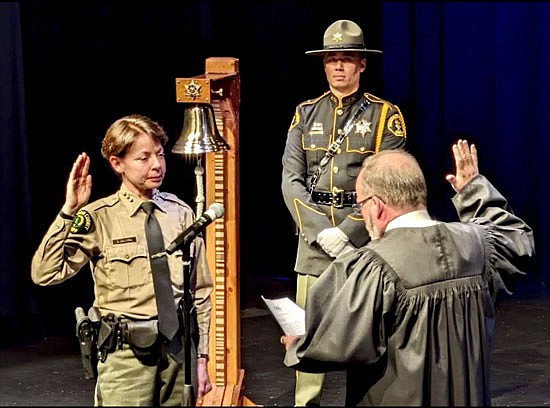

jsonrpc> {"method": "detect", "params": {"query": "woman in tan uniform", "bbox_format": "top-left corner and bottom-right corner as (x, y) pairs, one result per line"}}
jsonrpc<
(31, 114), (213, 406)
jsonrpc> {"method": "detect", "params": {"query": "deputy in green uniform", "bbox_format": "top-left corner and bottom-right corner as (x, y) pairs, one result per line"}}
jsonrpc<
(31, 114), (213, 406)
(281, 20), (407, 406)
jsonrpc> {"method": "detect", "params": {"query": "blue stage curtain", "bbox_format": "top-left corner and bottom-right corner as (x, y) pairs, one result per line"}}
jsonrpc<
(381, 1), (549, 287)
(0, 2), (39, 346)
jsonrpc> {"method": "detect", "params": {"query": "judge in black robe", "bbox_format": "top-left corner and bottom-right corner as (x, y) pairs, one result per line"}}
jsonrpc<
(283, 140), (535, 406)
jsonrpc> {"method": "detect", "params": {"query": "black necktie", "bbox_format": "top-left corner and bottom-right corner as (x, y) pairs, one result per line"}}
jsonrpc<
(142, 201), (179, 341)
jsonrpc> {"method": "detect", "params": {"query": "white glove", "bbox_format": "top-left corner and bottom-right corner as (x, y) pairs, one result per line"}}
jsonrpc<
(338, 243), (355, 257)
(317, 227), (349, 258)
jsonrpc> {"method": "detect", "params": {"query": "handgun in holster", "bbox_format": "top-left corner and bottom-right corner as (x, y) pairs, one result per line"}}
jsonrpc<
(74, 306), (99, 379)
(96, 312), (124, 363)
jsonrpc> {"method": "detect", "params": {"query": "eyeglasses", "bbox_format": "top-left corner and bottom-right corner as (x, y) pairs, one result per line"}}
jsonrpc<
(352, 195), (374, 212)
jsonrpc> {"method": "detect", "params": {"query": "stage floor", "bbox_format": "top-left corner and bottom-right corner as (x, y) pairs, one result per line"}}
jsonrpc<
(1, 277), (549, 406)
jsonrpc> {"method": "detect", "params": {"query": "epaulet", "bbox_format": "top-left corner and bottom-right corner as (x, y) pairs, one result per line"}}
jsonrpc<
(87, 193), (119, 211)
(157, 191), (193, 211)
(364, 92), (390, 105)
(289, 92), (331, 132)
(70, 195), (119, 234)
(298, 91), (331, 108)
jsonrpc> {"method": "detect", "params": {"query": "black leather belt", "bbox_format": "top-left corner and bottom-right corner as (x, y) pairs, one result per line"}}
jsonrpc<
(311, 190), (356, 208)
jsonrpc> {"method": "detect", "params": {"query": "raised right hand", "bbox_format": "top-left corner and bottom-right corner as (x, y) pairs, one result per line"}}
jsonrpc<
(62, 152), (92, 216)
(445, 139), (479, 193)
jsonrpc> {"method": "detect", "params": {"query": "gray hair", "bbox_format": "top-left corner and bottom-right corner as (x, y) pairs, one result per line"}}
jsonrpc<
(359, 149), (427, 210)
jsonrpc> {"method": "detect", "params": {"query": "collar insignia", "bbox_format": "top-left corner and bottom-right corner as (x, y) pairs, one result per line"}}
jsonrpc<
(122, 190), (135, 203)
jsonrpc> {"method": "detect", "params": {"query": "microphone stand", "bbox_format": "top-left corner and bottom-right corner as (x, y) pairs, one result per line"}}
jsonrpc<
(179, 241), (195, 407)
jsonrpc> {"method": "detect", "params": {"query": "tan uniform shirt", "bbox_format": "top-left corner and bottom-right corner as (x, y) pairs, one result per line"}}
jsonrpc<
(31, 185), (212, 354)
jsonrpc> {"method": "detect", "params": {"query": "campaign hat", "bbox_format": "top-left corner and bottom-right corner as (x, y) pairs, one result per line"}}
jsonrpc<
(305, 19), (382, 56)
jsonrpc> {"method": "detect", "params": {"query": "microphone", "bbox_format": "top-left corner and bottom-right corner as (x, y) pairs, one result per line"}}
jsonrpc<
(165, 203), (225, 254)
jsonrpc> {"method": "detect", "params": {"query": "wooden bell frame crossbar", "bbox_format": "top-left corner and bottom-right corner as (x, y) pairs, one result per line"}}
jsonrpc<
(175, 57), (254, 406)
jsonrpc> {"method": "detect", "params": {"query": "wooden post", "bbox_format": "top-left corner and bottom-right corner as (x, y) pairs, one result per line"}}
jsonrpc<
(175, 57), (255, 406)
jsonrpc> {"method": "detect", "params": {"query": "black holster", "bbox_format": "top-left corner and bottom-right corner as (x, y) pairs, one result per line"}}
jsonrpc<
(96, 313), (121, 363)
(75, 306), (99, 379)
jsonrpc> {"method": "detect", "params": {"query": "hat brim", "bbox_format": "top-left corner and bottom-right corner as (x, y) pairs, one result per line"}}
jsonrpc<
(305, 48), (383, 56)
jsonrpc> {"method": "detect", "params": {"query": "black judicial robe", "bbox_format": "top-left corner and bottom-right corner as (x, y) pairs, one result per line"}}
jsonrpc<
(284, 175), (535, 406)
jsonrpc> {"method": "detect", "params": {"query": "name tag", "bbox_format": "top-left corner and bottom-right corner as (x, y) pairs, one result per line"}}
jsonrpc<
(113, 236), (137, 245)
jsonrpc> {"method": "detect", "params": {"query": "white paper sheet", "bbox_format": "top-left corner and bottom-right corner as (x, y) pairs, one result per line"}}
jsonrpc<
(261, 295), (305, 336)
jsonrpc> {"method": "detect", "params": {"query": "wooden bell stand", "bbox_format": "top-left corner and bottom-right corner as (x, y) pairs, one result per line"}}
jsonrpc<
(175, 57), (256, 406)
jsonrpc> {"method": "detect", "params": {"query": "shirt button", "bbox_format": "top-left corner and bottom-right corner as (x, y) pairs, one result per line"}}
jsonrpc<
(360, 146), (365, 151)
(336, 109), (343, 116)
(311, 143), (316, 148)
(333, 167), (339, 173)
(337, 129), (344, 135)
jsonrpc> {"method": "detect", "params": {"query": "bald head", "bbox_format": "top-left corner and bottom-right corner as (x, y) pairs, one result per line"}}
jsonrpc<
(356, 149), (427, 211)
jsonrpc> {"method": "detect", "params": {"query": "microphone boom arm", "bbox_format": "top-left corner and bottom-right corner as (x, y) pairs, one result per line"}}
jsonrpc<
(165, 202), (224, 255)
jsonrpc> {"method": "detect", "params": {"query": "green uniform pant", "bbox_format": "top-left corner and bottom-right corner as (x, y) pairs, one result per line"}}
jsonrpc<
(295, 273), (325, 406)
(94, 341), (190, 406)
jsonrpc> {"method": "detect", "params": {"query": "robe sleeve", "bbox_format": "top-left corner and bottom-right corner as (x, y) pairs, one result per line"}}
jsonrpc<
(284, 250), (396, 372)
(452, 174), (535, 293)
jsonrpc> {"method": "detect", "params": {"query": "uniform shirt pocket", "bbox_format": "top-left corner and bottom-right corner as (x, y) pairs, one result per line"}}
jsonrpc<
(302, 133), (329, 174)
(344, 136), (375, 177)
(302, 133), (328, 152)
(345, 134), (374, 154)
(104, 243), (150, 288)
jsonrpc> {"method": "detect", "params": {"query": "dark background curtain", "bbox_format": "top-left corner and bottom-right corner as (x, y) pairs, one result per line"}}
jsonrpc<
(1, 0), (547, 347)
(381, 1), (548, 285)
(0, 2), (38, 346)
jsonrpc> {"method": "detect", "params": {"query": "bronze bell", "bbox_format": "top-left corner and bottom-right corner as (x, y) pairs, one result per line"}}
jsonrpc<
(172, 103), (230, 154)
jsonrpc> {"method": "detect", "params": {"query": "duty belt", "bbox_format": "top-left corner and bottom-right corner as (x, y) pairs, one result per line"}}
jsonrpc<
(311, 189), (356, 208)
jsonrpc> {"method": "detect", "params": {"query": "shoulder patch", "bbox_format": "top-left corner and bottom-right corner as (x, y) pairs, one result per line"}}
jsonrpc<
(387, 112), (406, 137)
(70, 209), (93, 234)
(289, 109), (300, 132)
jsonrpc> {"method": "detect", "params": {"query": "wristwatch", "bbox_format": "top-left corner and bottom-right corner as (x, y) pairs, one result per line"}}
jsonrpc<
(197, 353), (209, 361)
(59, 210), (74, 220)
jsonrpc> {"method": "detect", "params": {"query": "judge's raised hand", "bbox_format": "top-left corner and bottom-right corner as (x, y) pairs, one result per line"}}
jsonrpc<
(62, 152), (92, 216)
(445, 139), (479, 193)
